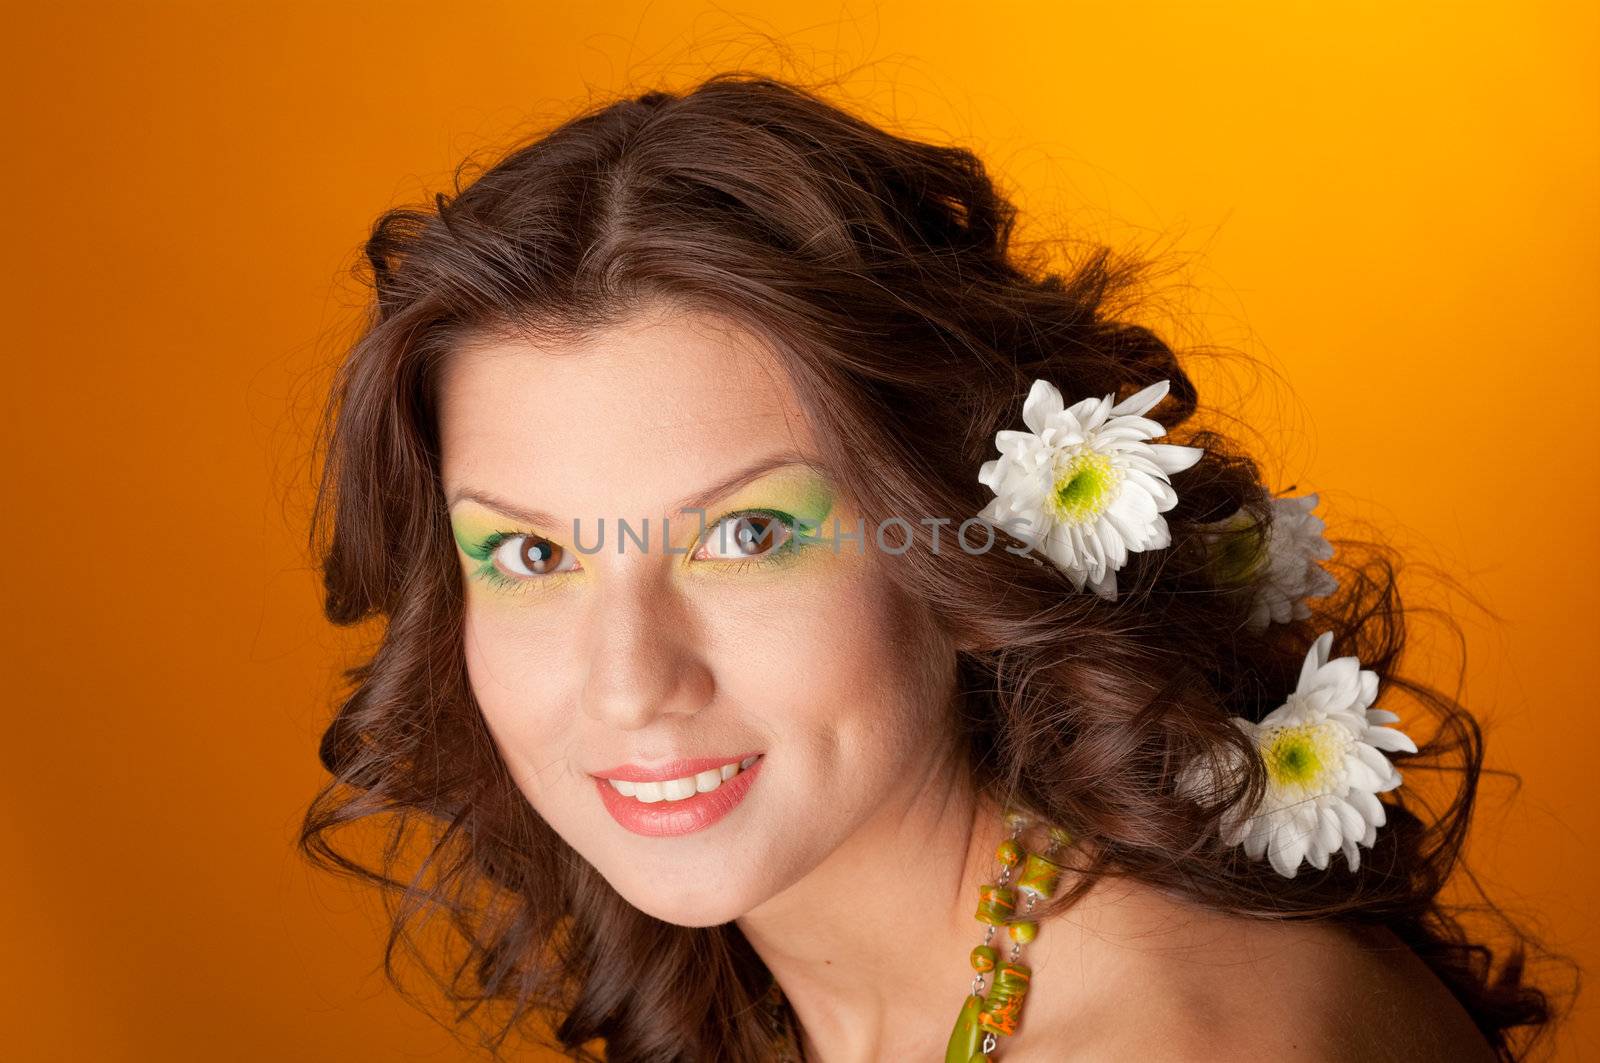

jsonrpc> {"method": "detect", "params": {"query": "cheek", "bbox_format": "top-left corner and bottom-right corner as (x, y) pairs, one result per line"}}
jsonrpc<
(704, 564), (954, 786)
(461, 600), (583, 804)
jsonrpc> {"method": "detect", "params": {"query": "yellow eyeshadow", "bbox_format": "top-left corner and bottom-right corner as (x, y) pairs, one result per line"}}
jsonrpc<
(708, 466), (835, 529)
(447, 464), (841, 568)
(449, 508), (522, 561)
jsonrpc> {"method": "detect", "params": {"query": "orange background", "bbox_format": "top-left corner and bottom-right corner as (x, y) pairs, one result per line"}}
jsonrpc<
(4, 2), (1595, 1059)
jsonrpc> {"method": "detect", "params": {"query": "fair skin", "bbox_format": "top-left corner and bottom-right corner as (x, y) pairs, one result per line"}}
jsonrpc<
(435, 300), (1496, 1062)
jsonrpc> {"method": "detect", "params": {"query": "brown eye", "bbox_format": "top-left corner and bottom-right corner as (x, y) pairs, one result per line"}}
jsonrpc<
(699, 513), (793, 560)
(494, 534), (578, 577)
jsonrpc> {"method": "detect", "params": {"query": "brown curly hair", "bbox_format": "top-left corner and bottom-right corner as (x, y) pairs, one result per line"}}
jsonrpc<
(301, 71), (1569, 1060)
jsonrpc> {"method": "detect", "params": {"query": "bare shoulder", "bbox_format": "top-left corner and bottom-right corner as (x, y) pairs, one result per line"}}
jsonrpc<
(1011, 879), (1498, 1063)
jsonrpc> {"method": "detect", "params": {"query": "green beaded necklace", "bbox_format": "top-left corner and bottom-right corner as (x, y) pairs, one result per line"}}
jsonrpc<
(762, 807), (1069, 1062)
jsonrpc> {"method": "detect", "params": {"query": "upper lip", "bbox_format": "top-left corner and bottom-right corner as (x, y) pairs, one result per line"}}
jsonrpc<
(591, 753), (761, 782)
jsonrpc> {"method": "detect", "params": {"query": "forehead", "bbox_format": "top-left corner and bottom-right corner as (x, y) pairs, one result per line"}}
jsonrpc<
(436, 306), (818, 517)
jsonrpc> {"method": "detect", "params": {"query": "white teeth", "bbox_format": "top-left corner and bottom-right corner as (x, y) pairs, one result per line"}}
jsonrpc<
(606, 756), (760, 803)
(661, 777), (696, 801)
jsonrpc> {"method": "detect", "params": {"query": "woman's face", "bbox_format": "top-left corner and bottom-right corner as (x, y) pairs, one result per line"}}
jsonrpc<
(436, 304), (960, 926)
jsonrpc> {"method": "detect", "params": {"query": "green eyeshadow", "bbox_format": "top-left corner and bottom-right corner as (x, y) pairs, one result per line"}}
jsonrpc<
(446, 463), (842, 595)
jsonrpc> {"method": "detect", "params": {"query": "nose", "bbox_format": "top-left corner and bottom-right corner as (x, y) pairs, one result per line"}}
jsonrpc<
(576, 567), (714, 730)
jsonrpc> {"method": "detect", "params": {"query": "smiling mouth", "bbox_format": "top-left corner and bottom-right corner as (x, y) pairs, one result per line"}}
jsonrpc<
(602, 754), (761, 803)
(594, 754), (766, 838)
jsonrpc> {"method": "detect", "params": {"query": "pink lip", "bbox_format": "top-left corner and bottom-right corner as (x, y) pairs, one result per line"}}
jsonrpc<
(591, 752), (761, 783)
(594, 755), (765, 837)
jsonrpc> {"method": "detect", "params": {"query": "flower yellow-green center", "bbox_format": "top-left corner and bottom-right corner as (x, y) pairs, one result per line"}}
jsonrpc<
(1051, 452), (1119, 524)
(1262, 722), (1342, 790)
(1210, 516), (1268, 585)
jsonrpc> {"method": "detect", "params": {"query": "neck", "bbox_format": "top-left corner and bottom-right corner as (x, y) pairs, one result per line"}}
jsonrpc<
(734, 750), (1012, 1062)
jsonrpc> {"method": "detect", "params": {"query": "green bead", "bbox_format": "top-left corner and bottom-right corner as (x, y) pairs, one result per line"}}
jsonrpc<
(1007, 920), (1038, 945)
(944, 993), (984, 1063)
(995, 838), (1023, 867)
(978, 962), (1032, 1037)
(1047, 824), (1073, 851)
(968, 1054), (993, 1063)
(974, 883), (1016, 925)
(970, 944), (998, 972)
(1016, 852), (1064, 898)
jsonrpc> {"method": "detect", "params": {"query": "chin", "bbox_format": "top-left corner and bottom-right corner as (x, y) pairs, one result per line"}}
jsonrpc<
(609, 871), (759, 927)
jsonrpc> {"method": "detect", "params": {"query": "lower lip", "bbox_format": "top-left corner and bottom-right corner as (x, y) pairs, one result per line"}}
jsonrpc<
(594, 756), (765, 837)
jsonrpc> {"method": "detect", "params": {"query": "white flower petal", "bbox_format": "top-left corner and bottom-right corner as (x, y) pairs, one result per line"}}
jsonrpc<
(1243, 821), (1271, 860)
(1299, 633), (1334, 686)
(1349, 788), (1386, 829)
(1148, 442), (1205, 474)
(977, 497), (1012, 527)
(1066, 394), (1108, 427)
(1096, 417), (1166, 443)
(1315, 806), (1343, 855)
(1267, 828), (1300, 878)
(1332, 797), (1365, 841)
(1087, 566), (1119, 600)
(1318, 655), (1361, 693)
(1366, 725), (1417, 755)
(1352, 743), (1397, 785)
(1357, 670), (1380, 708)
(1020, 378), (1064, 435)
(1110, 378), (1171, 418)
(992, 429), (1038, 455)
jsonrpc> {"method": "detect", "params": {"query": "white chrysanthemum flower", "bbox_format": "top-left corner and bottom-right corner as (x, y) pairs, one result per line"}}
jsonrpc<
(1202, 490), (1340, 629)
(977, 378), (1204, 600)
(1215, 631), (1418, 878)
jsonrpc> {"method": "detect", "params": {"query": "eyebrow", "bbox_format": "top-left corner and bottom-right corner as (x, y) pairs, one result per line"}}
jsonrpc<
(446, 450), (823, 529)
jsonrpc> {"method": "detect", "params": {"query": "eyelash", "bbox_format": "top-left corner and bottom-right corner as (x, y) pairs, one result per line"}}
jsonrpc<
(469, 507), (806, 594)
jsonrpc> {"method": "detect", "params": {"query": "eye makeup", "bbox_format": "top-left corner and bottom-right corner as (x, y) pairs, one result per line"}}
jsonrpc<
(447, 462), (841, 596)
(450, 514), (584, 598)
(701, 464), (836, 545)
